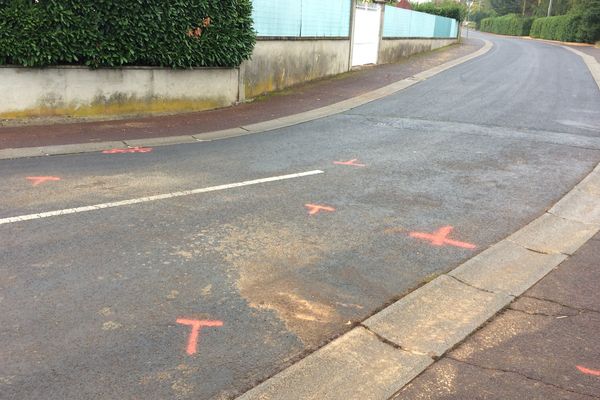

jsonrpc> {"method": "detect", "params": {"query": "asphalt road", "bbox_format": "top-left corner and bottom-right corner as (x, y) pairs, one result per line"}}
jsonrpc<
(2, 32), (600, 399)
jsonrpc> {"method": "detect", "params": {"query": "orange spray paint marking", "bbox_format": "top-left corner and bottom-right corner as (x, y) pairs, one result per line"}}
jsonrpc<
(176, 319), (223, 355)
(26, 176), (61, 186)
(333, 159), (366, 167)
(102, 147), (153, 154)
(409, 226), (476, 249)
(305, 204), (336, 216)
(577, 365), (600, 377)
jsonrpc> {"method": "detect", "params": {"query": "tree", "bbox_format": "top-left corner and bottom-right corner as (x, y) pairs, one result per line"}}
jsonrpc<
(490, 0), (522, 14)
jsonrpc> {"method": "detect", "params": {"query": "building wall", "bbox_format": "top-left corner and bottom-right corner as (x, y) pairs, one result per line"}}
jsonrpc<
(0, 66), (239, 119)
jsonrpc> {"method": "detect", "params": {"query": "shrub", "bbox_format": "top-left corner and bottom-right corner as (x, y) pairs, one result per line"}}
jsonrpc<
(480, 14), (534, 36)
(0, 0), (256, 68)
(471, 10), (497, 29)
(531, 15), (577, 41)
(573, 0), (600, 43)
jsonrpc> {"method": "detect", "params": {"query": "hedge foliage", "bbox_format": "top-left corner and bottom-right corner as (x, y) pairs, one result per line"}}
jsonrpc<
(0, 0), (256, 68)
(530, 15), (581, 41)
(530, 2), (600, 43)
(411, 1), (466, 22)
(480, 14), (534, 36)
(470, 10), (497, 29)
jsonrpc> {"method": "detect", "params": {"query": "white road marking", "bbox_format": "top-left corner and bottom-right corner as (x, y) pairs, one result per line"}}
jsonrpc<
(0, 170), (324, 225)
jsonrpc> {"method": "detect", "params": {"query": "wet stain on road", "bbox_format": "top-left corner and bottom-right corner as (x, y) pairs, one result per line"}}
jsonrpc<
(190, 219), (346, 347)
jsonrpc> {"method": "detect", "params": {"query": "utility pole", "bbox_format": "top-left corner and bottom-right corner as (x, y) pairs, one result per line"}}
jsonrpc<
(466, 0), (473, 39)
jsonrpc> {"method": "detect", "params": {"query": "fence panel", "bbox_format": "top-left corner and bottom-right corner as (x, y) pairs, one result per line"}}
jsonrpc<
(434, 15), (452, 38)
(252, 0), (351, 37)
(383, 5), (457, 38)
(409, 11), (435, 37)
(252, 0), (301, 36)
(383, 6), (412, 37)
(450, 19), (458, 37)
(301, 0), (351, 37)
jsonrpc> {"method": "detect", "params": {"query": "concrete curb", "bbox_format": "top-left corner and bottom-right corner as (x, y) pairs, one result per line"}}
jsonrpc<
(0, 40), (493, 161)
(232, 45), (600, 400)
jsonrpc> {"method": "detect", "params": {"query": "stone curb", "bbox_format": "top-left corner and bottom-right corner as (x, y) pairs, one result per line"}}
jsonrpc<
(237, 327), (433, 400)
(235, 167), (600, 400)
(0, 40), (493, 161)
(232, 46), (600, 400)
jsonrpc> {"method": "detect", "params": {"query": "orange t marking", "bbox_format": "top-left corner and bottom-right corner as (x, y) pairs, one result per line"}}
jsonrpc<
(176, 319), (223, 355)
(26, 176), (61, 186)
(305, 204), (336, 216)
(577, 365), (600, 377)
(409, 226), (476, 249)
(102, 147), (153, 154)
(333, 159), (366, 167)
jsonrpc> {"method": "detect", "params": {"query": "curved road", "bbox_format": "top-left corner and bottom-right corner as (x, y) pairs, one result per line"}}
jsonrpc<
(1, 32), (599, 399)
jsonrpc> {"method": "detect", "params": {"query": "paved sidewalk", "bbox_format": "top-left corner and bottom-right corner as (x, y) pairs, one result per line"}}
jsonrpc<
(395, 232), (600, 400)
(0, 39), (483, 150)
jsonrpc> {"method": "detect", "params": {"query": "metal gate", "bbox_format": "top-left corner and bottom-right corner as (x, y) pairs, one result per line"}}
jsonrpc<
(351, 2), (382, 66)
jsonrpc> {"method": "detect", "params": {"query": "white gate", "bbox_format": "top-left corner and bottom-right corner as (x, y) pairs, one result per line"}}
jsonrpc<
(351, 2), (382, 66)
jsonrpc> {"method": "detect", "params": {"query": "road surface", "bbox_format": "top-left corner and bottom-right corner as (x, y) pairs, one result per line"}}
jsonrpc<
(1, 32), (599, 399)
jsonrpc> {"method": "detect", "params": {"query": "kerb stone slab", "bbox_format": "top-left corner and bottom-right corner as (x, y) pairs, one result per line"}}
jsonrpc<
(363, 275), (512, 357)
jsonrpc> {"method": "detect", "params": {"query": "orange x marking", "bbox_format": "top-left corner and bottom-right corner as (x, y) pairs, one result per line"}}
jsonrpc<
(26, 176), (61, 186)
(102, 147), (153, 154)
(577, 365), (600, 377)
(176, 319), (223, 355)
(409, 226), (476, 249)
(333, 159), (366, 167)
(305, 204), (336, 216)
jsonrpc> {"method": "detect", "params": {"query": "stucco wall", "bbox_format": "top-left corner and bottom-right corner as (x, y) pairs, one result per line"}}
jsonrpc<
(0, 66), (239, 118)
(378, 38), (457, 65)
(243, 39), (351, 99)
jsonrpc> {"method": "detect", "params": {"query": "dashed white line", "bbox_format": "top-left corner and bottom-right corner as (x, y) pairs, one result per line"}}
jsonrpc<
(0, 170), (324, 225)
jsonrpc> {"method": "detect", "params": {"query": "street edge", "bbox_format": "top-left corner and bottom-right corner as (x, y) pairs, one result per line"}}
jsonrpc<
(235, 169), (600, 400)
(562, 46), (600, 90)
(233, 47), (600, 400)
(0, 39), (493, 161)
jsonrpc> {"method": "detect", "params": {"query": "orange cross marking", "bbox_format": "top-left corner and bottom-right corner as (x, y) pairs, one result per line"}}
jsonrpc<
(577, 365), (600, 377)
(26, 176), (61, 186)
(409, 226), (476, 249)
(305, 204), (336, 216)
(176, 319), (223, 355)
(333, 159), (366, 167)
(102, 147), (153, 154)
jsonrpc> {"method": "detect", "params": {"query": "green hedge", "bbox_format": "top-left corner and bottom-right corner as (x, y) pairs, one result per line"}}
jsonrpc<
(480, 14), (534, 36)
(0, 0), (256, 68)
(530, 7), (600, 43)
(530, 15), (581, 41)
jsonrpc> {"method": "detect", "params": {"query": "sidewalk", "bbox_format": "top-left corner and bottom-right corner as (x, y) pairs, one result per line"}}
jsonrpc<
(0, 39), (483, 150)
(396, 232), (600, 400)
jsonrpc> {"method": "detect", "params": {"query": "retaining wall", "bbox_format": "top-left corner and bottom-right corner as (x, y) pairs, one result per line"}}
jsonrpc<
(0, 66), (239, 119)
(243, 39), (351, 99)
(378, 38), (458, 64)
